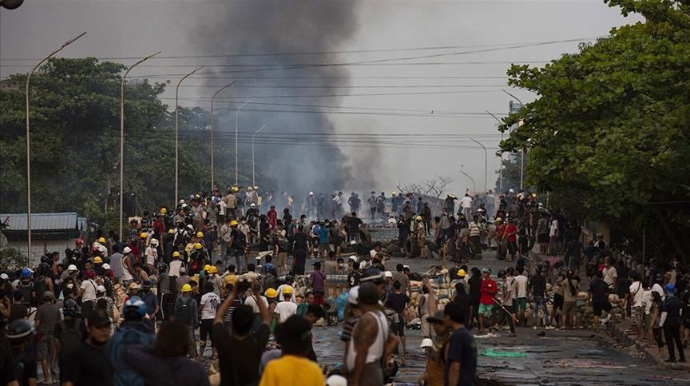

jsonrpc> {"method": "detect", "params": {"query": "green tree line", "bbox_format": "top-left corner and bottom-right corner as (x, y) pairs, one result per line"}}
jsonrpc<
(499, 0), (690, 261)
(0, 58), (254, 227)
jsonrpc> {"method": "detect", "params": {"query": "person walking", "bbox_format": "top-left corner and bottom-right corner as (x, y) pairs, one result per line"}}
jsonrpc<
(175, 284), (199, 358)
(661, 283), (686, 363)
(34, 291), (61, 385)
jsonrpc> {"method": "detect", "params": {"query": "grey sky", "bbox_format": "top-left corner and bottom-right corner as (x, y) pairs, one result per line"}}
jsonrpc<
(1, 0), (639, 195)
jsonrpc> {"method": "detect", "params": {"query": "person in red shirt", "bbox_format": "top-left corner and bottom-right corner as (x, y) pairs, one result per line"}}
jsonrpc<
(478, 267), (497, 333)
(267, 205), (278, 230)
(504, 219), (519, 262)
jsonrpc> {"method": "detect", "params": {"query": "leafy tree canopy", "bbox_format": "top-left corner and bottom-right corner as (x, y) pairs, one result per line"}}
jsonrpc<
(499, 0), (690, 260)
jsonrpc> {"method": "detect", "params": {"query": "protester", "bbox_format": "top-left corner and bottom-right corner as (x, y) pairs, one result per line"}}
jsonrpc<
(125, 321), (210, 386)
(34, 291), (61, 384)
(443, 302), (477, 386)
(62, 309), (114, 386)
(214, 277), (271, 386)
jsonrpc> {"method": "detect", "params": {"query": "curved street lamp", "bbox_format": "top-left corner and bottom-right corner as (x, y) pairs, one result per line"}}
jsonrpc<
(119, 51), (161, 239)
(252, 121), (272, 187)
(210, 81), (236, 192)
(458, 166), (476, 194)
(174, 66), (204, 206)
(25, 32), (86, 264)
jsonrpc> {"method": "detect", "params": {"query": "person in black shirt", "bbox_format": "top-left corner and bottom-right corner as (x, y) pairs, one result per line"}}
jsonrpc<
(347, 260), (362, 288)
(6, 319), (37, 386)
(212, 277), (270, 386)
(385, 281), (410, 358)
(528, 266), (551, 329)
(661, 283), (686, 363)
(588, 271), (612, 333)
(467, 268), (482, 329)
(63, 310), (114, 386)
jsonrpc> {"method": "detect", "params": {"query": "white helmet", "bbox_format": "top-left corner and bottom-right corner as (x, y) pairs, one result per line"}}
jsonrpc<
(250, 203), (256, 207)
(509, 189), (515, 193)
(123, 247), (132, 254)
(67, 264), (78, 272)
(309, 191), (314, 195)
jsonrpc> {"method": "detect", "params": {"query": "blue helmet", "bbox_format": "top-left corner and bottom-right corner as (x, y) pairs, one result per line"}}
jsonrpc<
(20, 268), (32, 278)
(124, 296), (147, 317)
(665, 283), (675, 293)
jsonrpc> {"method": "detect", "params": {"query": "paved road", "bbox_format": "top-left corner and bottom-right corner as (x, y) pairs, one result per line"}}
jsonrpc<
(312, 241), (690, 385)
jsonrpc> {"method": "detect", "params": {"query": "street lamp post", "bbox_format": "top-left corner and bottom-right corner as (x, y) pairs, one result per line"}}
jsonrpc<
(175, 66), (204, 206)
(458, 166), (476, 194)
(486, 110), (503, 190)
(503, 90), (526, 191)
(119, 51), (161, 239)
(234, 100), (252, 186)
(252, 121), (271, 187)
(210, 81), (236, 192)
(470, 139), (487, 193)
(25, 32), (86, 264)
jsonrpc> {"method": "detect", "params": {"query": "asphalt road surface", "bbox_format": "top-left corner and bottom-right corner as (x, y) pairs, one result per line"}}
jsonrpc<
(312, 240), (690, 385)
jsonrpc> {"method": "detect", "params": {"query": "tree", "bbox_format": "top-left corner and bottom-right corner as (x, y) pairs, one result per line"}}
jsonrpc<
(397, 175), (454, 214)
(499, 0), (690, 261)
(0, 58), (246, 228)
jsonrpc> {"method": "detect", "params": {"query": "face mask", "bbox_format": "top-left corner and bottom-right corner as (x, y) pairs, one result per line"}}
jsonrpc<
(67, 284), (74, 289)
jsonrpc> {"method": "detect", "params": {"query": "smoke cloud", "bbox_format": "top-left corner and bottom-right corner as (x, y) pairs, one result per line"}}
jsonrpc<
(189, 1), (364, 200)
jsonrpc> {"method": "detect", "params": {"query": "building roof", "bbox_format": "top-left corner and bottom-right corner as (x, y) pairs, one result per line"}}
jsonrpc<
(0, 213), (79, 231)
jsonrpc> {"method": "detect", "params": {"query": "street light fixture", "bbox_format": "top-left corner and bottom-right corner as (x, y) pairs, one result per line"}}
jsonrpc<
(470, 139), (487, 193)
(252, 121), (272, 187)
(119, 51), (161, 239)
(458, 166), (476, 194)
(210, 81), (236, 192)
(174, 66), (204, 206)
(234, 100), (252, 186)
(486, 110), (504, 190)
(25, 31), (86, 264)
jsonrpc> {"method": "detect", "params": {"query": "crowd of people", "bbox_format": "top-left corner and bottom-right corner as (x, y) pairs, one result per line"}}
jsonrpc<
(0, 185), (688, 386)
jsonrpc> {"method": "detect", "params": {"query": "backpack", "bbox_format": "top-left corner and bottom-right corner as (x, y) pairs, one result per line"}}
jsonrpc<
(233, 230), (247, 249)
(175, 296), (195, 325)
(57, 319), (83, 359)
(18, 281), (33, 306)
(108, 324), (155, 386)
(33, 276), (48, 306)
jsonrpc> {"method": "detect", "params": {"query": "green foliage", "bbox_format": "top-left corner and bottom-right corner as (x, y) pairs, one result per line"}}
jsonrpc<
(0, 247), (26, 271)
(499, 0), (690, 260)
(0, 58), (250, 229)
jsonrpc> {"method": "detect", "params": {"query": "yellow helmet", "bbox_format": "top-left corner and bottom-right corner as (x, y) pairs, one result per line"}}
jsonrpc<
(93, 257), (103, 264)
(208, 266), (218, 274)
(495, 217), (503, 223)
(532, 193), (537, 198)
(181, 284), (192, 292)
(458, 269), (466, 278)
(203, 264), (212, 272)
(97, 237), (106, 244)
(282, 286), (293, 295)
(415, 215), (423, 221)
(230, 220), (239, 227)
(160, 207), (167, 215)
(265, 288), (278, 298)
(168, 229), (174, 234)
(196, 231), (204, 238)
(195, 243), (203, 250)
(232, 186), (239, 192)
(140, 232), (148, 239)
(172, 251), (181, 258)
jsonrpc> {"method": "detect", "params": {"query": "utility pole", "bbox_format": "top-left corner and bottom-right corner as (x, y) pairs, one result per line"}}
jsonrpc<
(175, 66), (204, 206)
(25, 32), (86, 264)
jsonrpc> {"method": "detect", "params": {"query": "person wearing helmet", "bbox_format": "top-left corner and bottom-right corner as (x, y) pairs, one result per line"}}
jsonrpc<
(274, 286), (298, 324)
(144, 238), (159, 271)
(121, 246), (137, 288)
(660, 283), (686, 363)
(224, 188), (238, 221)
(106, 295), (156, 386)
(228, 220), (248, 274)
(54, 299), (84, 384)
(175, 284), (199, 357)
(199, 281), (220, 360)
(6, 319), (38, 385)
(190, 243), (209, 276)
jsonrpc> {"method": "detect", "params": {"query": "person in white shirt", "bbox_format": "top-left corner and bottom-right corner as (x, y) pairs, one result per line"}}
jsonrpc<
(244, 290), (269, 313)
(629, 273), (645, 338)
(78, 270), (99, 316)
(199, 282), (221, 359)
(512, 266), (529, 324)
(145, 238), (159, 269)
(273, 288), (298, 324)
(460, 193), (473, 220)
(276, 283), (297, 303)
